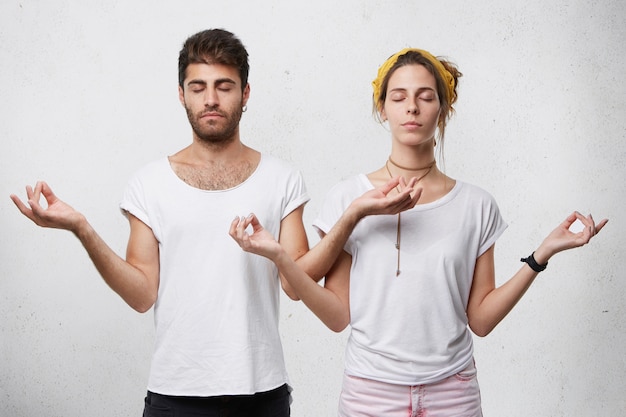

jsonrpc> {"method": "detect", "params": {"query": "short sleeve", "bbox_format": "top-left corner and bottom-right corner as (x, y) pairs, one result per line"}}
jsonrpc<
(281, 169), (310, 220)
(477, 192), (508, 257)
(119, 172), (152, 229)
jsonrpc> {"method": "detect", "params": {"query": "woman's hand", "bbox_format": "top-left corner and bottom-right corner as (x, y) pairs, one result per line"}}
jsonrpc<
(534, 211), (608, 264)
(350, 176), (421, 218)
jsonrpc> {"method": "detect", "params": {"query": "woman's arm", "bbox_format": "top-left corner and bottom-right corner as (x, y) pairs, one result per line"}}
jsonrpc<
(467, 211), (608, 337)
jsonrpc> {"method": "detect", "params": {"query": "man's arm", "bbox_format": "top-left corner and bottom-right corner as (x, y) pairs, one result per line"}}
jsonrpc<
(10, 181), (160, 312)
(277, 205), (309, 300)
(231, 214), (351, 331)
(229, 175), (419, 327)
(296, 176), (421, 281)
(231, 176), (420, 298)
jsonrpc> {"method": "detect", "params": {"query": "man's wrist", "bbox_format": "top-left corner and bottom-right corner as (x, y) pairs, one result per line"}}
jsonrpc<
(72, 215), (92, 239)
(344, 201), (366, 225)
(273, 244), (295, 264)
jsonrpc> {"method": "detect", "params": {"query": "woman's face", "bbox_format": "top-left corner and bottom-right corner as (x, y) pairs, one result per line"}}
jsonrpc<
(381, 64), (441, 147)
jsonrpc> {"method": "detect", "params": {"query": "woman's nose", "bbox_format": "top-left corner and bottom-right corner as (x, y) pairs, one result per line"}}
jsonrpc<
(407, 102), (419, 114)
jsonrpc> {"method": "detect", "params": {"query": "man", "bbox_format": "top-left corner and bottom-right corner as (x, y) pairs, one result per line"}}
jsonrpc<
(11, 29), (418, 416)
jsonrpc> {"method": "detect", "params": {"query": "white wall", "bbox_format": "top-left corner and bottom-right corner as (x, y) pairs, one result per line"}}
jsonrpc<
(1, 1), (624, 416)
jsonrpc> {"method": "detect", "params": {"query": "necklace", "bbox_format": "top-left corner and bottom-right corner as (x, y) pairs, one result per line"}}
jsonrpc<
(388, 156), (436, 171)
(384, 158), (435, 276)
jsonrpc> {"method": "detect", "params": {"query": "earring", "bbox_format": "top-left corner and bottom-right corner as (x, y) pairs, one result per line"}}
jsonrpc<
(242, 105), (248, 112)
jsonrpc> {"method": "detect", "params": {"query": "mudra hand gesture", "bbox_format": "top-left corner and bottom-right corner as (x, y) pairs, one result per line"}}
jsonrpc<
(10, 181), (85, 232)
(533, 211), (608, 264)
(229, 176), (421, 260)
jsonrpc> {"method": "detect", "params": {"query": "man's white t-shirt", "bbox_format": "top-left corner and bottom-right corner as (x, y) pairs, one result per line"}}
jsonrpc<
(120, 154), (309, 396)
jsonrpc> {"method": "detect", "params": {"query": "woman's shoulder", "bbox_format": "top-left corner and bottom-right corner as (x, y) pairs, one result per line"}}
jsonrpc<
(454, 181), (502, 212)
(321, 174), (371, 206)
(457, 180), (495, 197)
(327, 173), (371, 193)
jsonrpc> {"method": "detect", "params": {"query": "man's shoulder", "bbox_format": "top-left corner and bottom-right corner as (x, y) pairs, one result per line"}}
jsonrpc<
(132, 157), (169, 175)
(258, 153), (300, 175)
(259, 152), (288, 166)
(125, 157), (170, 186)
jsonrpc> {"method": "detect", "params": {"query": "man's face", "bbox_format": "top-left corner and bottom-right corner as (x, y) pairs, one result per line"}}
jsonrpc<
(179, 63), (250, 145)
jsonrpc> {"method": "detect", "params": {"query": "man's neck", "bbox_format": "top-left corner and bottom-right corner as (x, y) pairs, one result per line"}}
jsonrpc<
(188, 135), (248, 166)
(168, 137), (261, 190)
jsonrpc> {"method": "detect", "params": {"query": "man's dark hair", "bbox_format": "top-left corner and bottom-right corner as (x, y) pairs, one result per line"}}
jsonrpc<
(178, 29), (249, 91)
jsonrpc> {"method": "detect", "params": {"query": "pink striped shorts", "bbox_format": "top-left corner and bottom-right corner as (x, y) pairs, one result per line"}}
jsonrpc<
(338, 361), (483, 417)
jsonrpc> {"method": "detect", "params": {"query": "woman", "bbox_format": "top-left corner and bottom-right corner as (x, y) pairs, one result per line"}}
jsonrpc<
(230, 48), (607, 416)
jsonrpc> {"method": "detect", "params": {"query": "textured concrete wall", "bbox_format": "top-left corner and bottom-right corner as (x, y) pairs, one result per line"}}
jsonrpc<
(2, 1), (624, 416)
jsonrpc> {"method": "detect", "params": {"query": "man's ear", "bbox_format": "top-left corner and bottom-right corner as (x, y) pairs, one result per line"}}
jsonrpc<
(178, 85), (185, 107)
(242, 83), (250, 107)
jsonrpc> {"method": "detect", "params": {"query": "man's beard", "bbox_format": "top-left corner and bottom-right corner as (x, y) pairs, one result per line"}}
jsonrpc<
(186, 103), (243, 145)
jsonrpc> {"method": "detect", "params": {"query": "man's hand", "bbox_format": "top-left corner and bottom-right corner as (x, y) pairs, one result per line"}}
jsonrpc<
(10, 181), (85, 232)
(229, 214), (284, 260)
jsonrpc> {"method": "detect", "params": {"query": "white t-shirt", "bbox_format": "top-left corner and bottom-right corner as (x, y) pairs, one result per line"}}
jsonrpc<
(120, 154), (309, 396)
(313, 175), (507, 385)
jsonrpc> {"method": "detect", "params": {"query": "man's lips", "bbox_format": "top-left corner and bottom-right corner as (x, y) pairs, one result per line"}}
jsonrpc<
(200, 111), (224, 119)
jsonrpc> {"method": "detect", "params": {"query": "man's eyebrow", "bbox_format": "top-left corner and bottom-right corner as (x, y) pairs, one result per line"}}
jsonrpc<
(214, 78), (237, 86)
(187, 79), (207, 87)
(186, 78), (237, 87)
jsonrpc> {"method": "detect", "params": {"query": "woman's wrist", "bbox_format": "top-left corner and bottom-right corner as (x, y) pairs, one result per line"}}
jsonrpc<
(531, 246), (551, 266)
(521, 252), (548, 272)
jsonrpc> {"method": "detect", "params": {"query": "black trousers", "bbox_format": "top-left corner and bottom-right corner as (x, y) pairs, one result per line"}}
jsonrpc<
(142, 384), (291, 417)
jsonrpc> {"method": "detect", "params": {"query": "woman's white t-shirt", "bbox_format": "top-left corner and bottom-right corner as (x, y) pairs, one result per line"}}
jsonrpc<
(314, 176), (507, 385)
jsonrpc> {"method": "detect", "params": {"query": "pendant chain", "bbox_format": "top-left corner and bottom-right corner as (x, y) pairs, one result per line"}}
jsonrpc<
(384, 158), (435, 276)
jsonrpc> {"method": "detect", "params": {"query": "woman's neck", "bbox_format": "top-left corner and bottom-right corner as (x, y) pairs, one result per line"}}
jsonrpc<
(388, 139), (437, 171)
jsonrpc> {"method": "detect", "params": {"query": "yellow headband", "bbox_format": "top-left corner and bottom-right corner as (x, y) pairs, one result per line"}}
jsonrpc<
(372, 48), (455, 108)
